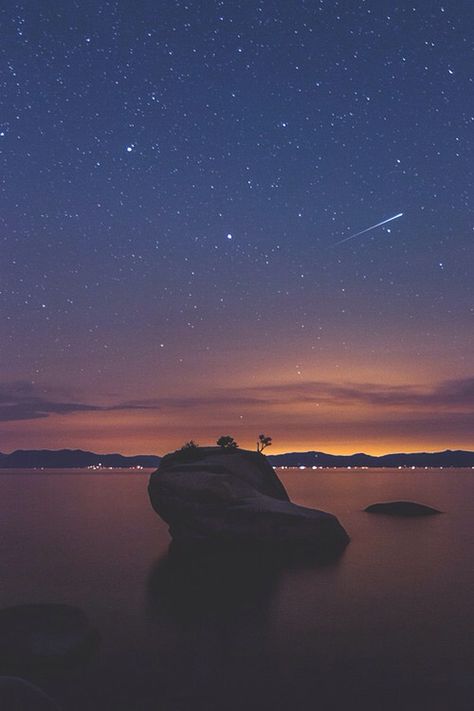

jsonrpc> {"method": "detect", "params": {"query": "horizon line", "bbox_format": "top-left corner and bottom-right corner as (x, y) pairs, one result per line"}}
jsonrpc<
(1, 445), (473, 458)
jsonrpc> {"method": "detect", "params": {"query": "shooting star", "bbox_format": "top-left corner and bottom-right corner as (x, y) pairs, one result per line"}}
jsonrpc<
(333, 212), (404, 246)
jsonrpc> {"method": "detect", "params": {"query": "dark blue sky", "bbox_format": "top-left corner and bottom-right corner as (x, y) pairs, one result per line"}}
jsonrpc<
(1, 1), (473, 454)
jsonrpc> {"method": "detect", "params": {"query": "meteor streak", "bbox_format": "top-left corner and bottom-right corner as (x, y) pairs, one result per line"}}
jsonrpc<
(333, 212), (404, 246)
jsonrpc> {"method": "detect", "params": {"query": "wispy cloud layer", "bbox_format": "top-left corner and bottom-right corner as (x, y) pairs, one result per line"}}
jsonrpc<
(239, 377), (474, 409)
(0, 382), (103, 422)
(1, 377), (473, 423)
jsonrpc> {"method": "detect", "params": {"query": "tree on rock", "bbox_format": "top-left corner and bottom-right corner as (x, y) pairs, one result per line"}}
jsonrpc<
(181, 440), (199, 449)
(257, 434), (272, 452)
(217, 435), (238, 449)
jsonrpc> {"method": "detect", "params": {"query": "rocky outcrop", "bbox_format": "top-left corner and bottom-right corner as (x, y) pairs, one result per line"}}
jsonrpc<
(148, 447), (349, 555)
(364, 501), (442, 516)
(0, 604), (98, 670)
(0, 677), (60, 710)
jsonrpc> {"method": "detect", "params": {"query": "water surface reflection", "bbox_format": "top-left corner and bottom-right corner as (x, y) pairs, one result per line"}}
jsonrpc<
(147, 544), (345, 710)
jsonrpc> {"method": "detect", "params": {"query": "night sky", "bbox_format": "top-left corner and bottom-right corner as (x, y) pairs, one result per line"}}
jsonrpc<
(1, 1), (473, 455)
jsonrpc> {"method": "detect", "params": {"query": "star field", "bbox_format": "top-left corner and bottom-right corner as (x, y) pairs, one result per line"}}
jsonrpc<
(1, 1), (473, 454)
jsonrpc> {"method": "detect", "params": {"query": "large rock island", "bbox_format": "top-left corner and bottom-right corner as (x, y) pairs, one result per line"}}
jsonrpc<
(148, 447), (349, 556)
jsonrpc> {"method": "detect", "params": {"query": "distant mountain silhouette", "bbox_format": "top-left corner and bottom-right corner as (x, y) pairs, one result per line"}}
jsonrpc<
(268, 449), (474, 468)
(0, 449), (161, 469)
(0, 448), (473, 469)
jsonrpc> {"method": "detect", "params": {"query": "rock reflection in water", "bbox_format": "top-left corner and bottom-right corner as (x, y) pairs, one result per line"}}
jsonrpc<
(147, 543), (345, 711)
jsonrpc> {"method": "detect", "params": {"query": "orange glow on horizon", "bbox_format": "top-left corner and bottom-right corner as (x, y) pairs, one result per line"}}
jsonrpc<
(2, 399), (472, 457)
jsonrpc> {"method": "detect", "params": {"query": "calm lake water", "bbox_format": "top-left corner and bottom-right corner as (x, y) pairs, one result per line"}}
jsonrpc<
(1, 468), (473, 710)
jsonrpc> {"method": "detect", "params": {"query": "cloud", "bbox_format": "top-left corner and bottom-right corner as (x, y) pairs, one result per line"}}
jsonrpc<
(110, 394), (270, 410)
(237, 377), (474, 410)
(0, 383), (264, 423)
(1, 376), (473, 423)
(0, 381), (103, 422)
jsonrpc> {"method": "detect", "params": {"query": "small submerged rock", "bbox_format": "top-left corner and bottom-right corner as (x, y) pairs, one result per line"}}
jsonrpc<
(364, 501), (442, 517)
(0, 676), (60, 710)
(0, 604), (99, 670)
(148, 447), (349, 556)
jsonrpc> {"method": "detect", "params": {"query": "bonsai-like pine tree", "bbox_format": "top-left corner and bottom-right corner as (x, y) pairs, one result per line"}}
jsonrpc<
(217, 435), (238, 449)
(257, 434), (272, 452)
(181, 440), (199, 450)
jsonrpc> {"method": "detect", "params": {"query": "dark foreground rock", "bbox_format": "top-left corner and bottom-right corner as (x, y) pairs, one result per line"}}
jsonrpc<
(148, 447), (349, 556)
(364, 501), (442, 516)
(0, 604), (99, 671)
(0, 677), (60, 710)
